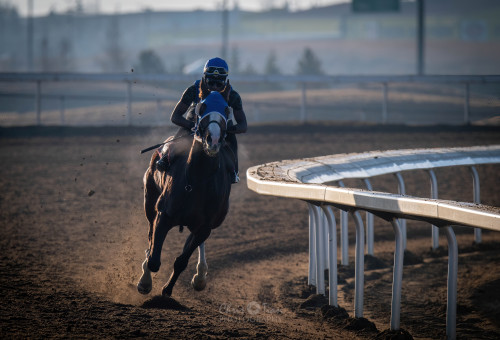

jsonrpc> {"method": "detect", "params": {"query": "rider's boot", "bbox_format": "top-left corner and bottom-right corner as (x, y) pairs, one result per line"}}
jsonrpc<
(231, 170), (240, 184)
(156, 153), (169, 172)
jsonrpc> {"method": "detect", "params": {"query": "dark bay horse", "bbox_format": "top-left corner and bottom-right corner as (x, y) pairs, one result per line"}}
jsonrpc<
(137, 89), (233, 297)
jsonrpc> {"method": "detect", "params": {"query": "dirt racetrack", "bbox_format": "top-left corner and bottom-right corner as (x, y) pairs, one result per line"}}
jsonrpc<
(1, 123), (500, 339)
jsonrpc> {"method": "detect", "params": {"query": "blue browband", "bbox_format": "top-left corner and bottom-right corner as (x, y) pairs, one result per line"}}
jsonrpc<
(200, 91), (228, 119)
(194, 91), (228, 136)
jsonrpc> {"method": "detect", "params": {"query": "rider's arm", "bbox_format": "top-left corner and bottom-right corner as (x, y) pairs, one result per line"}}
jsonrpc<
(229, 108), (247, 134)
(170, 101), (194, 130)
(227, 91), (247, 134)
(170, 85), (197, 130)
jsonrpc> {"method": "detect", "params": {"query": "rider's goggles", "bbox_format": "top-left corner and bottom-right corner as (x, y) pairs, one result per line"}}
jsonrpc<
(204, 66), (228, 76)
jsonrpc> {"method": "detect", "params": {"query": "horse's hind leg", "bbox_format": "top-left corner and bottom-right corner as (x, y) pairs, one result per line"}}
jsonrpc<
(191, 242), (208, 291)
(162, 228), (211, 297)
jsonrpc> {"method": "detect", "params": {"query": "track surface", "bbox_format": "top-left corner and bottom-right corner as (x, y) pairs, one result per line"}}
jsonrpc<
(1, 123), (499, 339)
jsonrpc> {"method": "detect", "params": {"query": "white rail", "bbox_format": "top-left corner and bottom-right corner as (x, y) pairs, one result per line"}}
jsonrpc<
(246, 145), (500, 340)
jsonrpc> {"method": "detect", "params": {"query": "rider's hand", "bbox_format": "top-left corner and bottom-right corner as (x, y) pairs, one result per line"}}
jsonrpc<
(227, 121), (236, 133)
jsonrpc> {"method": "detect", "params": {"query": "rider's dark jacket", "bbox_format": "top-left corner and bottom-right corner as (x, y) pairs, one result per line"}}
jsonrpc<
(180, 81), (243, 122)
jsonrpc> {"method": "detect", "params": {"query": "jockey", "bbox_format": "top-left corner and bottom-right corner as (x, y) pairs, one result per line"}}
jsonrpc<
(156, 57), (247, 183)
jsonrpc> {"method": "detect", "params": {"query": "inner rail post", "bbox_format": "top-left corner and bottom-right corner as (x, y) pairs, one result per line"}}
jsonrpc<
(307, 203), (317, 287)
(338, 180), (349, 265)
(394, 172), (407, 249)
(427, 169), (439, 250)
(470, 166), (482, 243)
(363, 178), (374, 255)
(389, 218), (404, 330)
(445, 226), (458, 340)
(351, 210), (365, 318)
(321, 205), (338, 307)
(312, 205), (325, 295)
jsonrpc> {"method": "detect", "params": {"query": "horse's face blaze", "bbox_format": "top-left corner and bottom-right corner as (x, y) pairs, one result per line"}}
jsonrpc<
(200, 113), (225, 157)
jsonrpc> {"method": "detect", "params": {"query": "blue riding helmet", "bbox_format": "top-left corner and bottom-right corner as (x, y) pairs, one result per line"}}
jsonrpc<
(204, 57), (229, 77)
(203, 58), (229, 90)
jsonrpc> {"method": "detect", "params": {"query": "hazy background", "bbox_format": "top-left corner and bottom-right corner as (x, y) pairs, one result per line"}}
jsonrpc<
(1, 0), (499, 126)
(3, 0), (500, 74)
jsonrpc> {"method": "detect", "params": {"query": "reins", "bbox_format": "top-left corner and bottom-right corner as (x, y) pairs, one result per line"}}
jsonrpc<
(140, 133), (194, 154)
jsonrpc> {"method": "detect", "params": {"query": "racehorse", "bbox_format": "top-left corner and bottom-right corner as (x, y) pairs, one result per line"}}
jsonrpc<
(137, 88), (233, 297)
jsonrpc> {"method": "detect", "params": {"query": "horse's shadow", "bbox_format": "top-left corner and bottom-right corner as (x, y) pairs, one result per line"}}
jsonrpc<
(141, 295), (190, 311)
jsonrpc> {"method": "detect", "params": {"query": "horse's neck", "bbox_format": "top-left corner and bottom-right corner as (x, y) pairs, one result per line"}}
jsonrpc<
(187, 141), (219, 174)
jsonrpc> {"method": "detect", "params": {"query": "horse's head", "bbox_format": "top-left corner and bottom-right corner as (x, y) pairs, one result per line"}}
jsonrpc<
(195, 90), (230, 157)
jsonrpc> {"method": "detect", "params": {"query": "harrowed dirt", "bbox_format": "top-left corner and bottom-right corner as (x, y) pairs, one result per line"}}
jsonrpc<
(1, 123), (499, 339)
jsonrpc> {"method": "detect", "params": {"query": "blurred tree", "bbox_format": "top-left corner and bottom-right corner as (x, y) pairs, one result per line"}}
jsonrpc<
(134, 50), (166, 74)
(264, 50), (281, 75)
(59, 38), (74, 72)
(296, 47), (324, 75)
(101, 15), (126, 72)
(239, 63), (258, 75)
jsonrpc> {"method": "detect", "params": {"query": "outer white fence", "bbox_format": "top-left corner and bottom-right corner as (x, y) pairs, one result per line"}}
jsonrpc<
(246, 145), (500, 340)
(1, 73), (499, 125)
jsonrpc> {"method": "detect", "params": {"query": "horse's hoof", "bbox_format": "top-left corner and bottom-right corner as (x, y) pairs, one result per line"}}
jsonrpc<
(137, 282), (152, 295)
(161, 285), (173, 297)
(191, 274), (207, 291)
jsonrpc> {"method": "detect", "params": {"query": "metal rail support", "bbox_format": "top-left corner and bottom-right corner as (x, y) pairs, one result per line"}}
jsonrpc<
(445, 226), (458, 340)
(338, 180), (349, 265)
(363, 178), (375, 255)
(394, 172), (407, 249)
(382, 82), (388, 124)
(352, 210), (365, 318)
(470, 166), (482, 243)
(308, 203), (316, 286)
(321, 205), (338, 307)
(300, 82), (307, 123)
(322, 211), (329, 270)
(126, 81), (132, 126)
(390, 218), (404, 330)
(59, 96), (65, 125)
(313, 205), (326, 294)
(36, 80), (41, 125)
(464, 83), (470, 125)
(428, 169), (439, 250)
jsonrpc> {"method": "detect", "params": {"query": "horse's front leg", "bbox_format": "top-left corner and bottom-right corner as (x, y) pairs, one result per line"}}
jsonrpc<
(191, 242), (208, 291)
(137, 249), (152, 294)
(147, 211), (171, 273)
(162, 228), (211, 297)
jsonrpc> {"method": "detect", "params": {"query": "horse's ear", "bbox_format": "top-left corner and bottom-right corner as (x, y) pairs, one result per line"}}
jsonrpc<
(221, 80), (231, 102)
